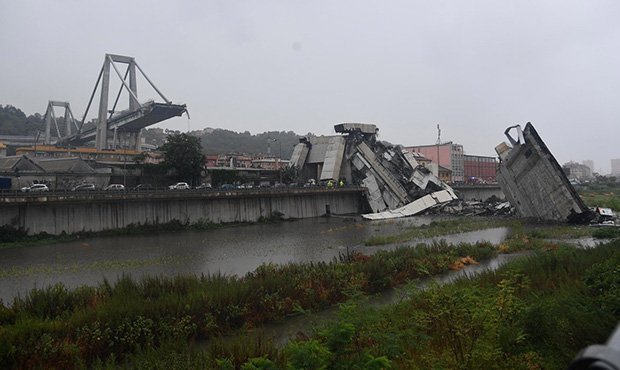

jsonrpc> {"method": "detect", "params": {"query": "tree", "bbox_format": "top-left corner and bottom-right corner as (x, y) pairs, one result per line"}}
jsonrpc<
(280, 165), (301, 184)
(160, 133), (205, 185)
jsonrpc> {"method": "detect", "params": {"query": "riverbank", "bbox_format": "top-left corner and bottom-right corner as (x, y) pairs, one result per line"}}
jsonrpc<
(0, 215), (286, 250)
(1, 220), (617, 368)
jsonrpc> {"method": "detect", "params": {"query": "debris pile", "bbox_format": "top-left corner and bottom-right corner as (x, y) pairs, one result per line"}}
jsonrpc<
(592, 207), (617, 226)
(290, 123), (458, 220)
(421, 196), (513, 217)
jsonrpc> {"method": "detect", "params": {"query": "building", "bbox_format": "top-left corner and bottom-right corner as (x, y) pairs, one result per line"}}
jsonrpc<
(252, 157), (289, 170)
(16, 145), (141, 163)
(612, 159), (620, 176)
(404, 142), (464, 183)
(36, 157), (95, 174)
(206, 153), (256, 168)
(0, 155), (44, 174)
(0, 155), (110, 190)
(463, 154), (497, 184)
(563, 161), (593, 181)
(582, 160), (594, 174)
(205, 154), (219, 168)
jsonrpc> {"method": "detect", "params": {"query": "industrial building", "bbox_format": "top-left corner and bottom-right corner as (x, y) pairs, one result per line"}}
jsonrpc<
(463, 154), (497, 184)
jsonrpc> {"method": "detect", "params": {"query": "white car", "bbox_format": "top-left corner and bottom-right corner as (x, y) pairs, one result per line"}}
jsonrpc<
(104, 184), (125, 191)
(21, 184), (50, 192)
(169, 182), (190, 190)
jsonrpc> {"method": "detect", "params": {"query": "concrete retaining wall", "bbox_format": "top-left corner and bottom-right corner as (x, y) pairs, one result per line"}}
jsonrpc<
(452, 185), (505, 201)
(0, 189), (364, 235)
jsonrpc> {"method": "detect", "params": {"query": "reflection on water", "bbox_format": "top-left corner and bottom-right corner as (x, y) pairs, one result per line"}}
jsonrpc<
(0, 215), (509, 303)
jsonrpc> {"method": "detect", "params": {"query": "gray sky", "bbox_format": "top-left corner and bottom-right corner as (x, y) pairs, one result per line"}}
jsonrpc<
(1, 0), (619, 173)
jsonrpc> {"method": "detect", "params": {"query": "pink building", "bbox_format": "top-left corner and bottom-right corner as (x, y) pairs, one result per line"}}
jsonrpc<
(404, 142), (464, 183)
(205, 154), (218, 167)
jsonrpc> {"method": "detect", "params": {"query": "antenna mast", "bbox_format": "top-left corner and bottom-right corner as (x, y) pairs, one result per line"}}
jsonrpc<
(436, 124), (441, 145)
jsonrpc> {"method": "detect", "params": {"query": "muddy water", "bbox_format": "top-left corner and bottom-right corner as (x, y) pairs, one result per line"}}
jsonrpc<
(0, 216), (510, 303)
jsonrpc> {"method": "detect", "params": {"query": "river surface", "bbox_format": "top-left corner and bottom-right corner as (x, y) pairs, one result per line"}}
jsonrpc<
(0, 215), (511, 303)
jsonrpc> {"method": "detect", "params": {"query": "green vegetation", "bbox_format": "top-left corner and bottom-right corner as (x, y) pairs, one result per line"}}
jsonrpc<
(579, 183), (620, 212)
(0, 105), (44, 137)
(276, 242), (620, 369)
(198, 129), (300, 158)
(161, 133), (205, 186)
(110, 239), (620, 369)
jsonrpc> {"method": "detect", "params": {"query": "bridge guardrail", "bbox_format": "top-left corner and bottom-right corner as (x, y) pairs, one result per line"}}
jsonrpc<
(0, 185), (366, 201)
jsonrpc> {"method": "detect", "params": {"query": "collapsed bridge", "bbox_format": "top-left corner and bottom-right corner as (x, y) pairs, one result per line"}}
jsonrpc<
(45, 54), (186, 151)
(289, 123), (458, 220)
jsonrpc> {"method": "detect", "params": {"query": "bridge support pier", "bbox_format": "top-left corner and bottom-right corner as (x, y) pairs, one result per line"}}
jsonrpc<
(96, 54), (140, 150)
(116, 131), (142, 150)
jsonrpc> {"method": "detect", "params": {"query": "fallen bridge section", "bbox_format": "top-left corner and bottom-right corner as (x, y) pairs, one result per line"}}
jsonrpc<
(495, 123), (593, 223)
(63, 101), (187, 146)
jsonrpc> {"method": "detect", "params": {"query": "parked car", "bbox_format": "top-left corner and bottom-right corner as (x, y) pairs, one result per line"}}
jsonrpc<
(169, 182), (190, 190)
(195, 183), (212, 190)
(219, 183), (236, 190)
(104, 184), (125, 191)
(71, 183), (96, 192)
(21, 184), (50, 192)
(132, 184), (154, 191)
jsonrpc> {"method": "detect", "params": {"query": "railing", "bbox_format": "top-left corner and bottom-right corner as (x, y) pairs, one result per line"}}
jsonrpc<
(0, 185), (366, 202)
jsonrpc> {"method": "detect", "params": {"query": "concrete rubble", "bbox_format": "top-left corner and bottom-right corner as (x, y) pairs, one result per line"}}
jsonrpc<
(494, 123), (594, 224)
(291, 122), (609, 225)
(290, 123), (458, 219)
(422, 196), (513, 217)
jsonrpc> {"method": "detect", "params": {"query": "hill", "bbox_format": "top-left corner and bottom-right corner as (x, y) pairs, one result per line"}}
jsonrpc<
(1, 104), (310, 159)
(143, 128), (307, 159)
(0, 105), (45, 136)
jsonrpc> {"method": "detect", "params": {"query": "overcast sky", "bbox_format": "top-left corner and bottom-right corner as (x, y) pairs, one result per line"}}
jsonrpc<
(1, 0), (619, 173)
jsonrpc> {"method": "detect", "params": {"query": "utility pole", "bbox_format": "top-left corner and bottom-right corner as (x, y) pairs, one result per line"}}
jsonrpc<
(436, 124), (441, 178)
(269, 138), (283, 183)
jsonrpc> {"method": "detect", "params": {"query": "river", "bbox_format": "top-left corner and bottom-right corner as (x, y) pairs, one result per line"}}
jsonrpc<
(0, 215), (511, 303)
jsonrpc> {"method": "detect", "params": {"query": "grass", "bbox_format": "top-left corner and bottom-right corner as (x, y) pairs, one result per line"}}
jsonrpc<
(579, 184), (620, 212)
